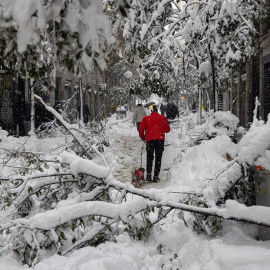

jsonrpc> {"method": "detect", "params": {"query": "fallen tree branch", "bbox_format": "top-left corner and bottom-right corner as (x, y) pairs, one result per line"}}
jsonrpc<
(106, 178), (270, 228)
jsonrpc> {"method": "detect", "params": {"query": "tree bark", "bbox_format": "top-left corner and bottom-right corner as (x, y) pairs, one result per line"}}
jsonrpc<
(209, 47), (217, 111)
(28, 79), (36, 136)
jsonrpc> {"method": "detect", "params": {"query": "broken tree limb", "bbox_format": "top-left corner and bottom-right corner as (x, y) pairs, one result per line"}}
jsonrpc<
(106, 178), (270, 228)
(164, 200), (270, 228)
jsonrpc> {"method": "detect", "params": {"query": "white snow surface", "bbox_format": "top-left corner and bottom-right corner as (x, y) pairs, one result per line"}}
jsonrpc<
(60, 152), (111, 178)
(214, 110), (239, 130)
(237, 120), (270, 165)
(1, 111), (270, 269)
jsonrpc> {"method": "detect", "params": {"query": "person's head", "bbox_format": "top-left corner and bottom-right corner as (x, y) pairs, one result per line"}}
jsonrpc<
(137, 104), (142, 107)
(152, 105), (158, 112)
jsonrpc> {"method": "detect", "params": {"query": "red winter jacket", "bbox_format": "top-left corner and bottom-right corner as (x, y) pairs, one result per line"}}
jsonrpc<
(139, 112), (170, 142)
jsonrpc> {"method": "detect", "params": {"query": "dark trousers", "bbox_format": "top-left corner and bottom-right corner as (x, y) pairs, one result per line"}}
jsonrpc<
(146, 140), (164, 177)
(136, 122), (141, 131)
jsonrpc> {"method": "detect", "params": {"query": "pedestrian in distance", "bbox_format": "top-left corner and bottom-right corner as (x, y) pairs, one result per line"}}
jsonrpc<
(139, 105), (170, 182)
(192, 101), (197, 113)
(160, 103), (166, 116)
(133, 104), (147, 131)
(166, 103), (179, 120)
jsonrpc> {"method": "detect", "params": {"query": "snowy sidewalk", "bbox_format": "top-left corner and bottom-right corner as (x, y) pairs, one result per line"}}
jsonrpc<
(106, 115), (178, 189)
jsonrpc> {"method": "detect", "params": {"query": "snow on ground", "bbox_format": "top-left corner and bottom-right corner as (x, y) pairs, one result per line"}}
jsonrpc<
(2, 216), (270, 270)
(1, 111), (270, 269)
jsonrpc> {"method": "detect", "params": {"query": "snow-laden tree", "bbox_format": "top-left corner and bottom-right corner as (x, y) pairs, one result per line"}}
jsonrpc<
(32, 32), (56, 96)
(181, 0), (258, 111)
(0, 0), (114, 76)
(120, 0), (260, 109)
(0, 0), (134, 134)
(119, 0), (181, 97)
(106, 50), (138, 109)
(133, 35), (182, 98)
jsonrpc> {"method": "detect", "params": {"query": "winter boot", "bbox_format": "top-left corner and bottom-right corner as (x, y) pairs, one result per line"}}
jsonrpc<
(153, 175), (160, 182)
(146, 174), (152, 182)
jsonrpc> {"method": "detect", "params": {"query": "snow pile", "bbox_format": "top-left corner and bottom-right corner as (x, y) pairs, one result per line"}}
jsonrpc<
(170, 110), (270, 205)
(2, 215), (270, 270)
(213, 111), (239, 130)
(206, 110), (240, 137)
(256, 151), (270, 170)
(202, 162), (242, 204)
(107, 112), (138, 137)
(170, 133), (238, 198)
(237, 120), (270, 165)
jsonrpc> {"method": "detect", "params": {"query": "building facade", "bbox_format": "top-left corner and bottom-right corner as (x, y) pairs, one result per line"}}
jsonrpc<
(220, 20), (270, 127)
(0, 70), (28, 136)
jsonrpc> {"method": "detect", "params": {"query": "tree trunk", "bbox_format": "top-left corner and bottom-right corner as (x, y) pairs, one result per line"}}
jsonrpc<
(209, 47), (217, 111)
(198, 88), (202, 124)
(28, 79), (35, 136)
(79, 79), (84, 126)
(206, 90), (210, 111)
(182, 56), (190, 115)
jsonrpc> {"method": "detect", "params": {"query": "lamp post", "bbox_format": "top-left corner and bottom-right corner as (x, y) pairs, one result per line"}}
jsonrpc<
(29, 78), (35, 136)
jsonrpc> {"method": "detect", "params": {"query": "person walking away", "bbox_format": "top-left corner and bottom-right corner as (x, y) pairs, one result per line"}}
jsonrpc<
(173, 103), (179, 118)
(166, 103), (174, 120)
(133, 104), (147, 131)
(160, 103), (165, 116)
(139, 105), (170, 182)
(192, 101), (197, 113)
(166, 103), (179, 120)
(83, 104), (90, 123)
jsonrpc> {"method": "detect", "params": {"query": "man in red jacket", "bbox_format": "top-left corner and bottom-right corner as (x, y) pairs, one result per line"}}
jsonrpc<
(139, 105), (170, 182)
